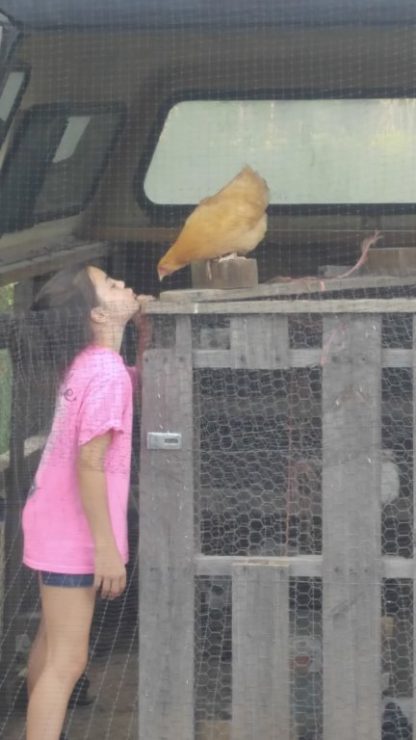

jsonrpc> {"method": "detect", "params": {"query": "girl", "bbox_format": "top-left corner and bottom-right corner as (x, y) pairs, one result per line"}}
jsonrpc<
(21, 264), (152, 740)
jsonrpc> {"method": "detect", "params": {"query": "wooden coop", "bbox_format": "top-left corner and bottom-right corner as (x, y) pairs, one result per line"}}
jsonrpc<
(138, 289), (416, 740)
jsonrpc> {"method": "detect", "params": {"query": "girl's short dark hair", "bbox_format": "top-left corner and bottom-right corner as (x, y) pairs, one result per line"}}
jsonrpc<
(28, 264), (99, 384)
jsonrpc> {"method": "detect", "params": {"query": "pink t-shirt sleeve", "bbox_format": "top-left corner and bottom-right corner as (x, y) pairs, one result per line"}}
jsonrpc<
(78, 372), (127, 446)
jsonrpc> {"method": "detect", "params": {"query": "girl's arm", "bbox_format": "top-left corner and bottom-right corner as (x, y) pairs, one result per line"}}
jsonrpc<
(77, 432), (126, 599)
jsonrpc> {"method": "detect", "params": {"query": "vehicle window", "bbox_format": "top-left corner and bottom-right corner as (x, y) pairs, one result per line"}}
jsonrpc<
(142, 98), (416, 207)
(0, 103), (124, 231)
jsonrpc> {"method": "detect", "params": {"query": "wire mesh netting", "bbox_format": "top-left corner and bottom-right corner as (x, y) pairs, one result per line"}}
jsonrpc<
(1, 1), (416, 739)
(191, 312), (414, 739)
(2, 294), (416, 739)
(136, 309), (415, 740)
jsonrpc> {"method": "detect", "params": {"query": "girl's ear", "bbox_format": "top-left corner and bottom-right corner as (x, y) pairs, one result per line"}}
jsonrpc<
(90, 306), (107, 324)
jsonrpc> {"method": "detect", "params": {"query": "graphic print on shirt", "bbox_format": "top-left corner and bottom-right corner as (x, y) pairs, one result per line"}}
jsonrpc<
(41, 370), (79, 467)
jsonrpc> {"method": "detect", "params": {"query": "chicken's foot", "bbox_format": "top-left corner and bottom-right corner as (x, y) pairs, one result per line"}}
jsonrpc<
(217, 252), (242, 262)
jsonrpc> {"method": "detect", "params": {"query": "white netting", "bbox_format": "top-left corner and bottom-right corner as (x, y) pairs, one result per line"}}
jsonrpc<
(1, 2), (416, 739)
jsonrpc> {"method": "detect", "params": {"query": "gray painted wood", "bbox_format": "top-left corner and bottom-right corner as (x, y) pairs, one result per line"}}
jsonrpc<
(146, 297), (416, 315)
(136, 307), (400, 739)
(193, 347), (413, 369)
(322, 315), (382, 740)
(139, 316), (194, 740)
(0, 239), (109, 286)
(0, 280), (36, 706)
(192, 257), (258, 290)
(232, 561), (290, 740)
(196, 554), (412, 579)
(230, 315), (289, 369)
(159, 272), (416, 304)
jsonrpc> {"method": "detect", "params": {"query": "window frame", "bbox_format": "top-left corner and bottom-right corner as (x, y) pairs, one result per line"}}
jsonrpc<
(135, 88), (416, 219)
(0, 100), (126, 228)
(0, 64), (30, 148)
(0, 16), (21, 70)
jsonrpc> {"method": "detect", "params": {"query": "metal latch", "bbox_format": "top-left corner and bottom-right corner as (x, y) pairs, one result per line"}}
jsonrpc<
(147, 432), (183, 450)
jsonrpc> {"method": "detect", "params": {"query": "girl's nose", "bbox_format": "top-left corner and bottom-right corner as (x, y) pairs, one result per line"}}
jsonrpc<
(117, 279), (125, 288)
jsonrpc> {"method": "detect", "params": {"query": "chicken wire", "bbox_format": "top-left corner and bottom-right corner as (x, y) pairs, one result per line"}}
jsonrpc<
(0, 287), (414, 740)
(193, 321), (411, 740)
(132, 307), (415, 740)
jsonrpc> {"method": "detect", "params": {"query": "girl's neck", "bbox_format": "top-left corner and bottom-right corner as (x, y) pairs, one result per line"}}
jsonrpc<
(91, 324), (124, 353)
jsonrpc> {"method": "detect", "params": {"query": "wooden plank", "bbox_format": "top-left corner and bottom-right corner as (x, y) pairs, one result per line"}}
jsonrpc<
(195, 554), (413, 579)
(366, 246), (416, 273)
(194, 346), (321, 373)
(146, 298), (416, 316)
(0, 239), (110, 286)
(196, 720), (230, 740)
(193, 349), (234, 368)
(139, 317), (194, 740)
(0, 280), (35, 703)
(322, 315), (382, 740)
(382, 348), (413, 368)
(232, 561), (290, 740)
(230, 315), (289, 369)
(193, 347), (413, 370)
(159, 272), (416, 304)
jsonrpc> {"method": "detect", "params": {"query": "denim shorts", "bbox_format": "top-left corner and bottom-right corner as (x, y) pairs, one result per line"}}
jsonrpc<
(40, 572), (95, 588)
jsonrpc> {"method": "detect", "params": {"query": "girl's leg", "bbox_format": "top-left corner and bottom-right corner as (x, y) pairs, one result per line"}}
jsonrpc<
(26, 582), (95, 740)
(27, 615), (47, 697)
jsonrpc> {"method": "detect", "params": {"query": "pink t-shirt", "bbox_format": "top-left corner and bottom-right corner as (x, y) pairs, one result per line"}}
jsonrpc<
(22, 345), (137, 574)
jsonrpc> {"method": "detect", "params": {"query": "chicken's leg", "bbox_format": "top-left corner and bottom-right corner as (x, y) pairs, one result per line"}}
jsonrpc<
(217, 252), (240, 262)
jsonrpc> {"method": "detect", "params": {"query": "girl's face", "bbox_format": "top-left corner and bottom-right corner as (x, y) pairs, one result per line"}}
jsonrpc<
(87, 266), (139, 324)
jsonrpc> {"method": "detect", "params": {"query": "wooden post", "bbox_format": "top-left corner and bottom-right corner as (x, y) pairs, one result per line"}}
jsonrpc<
(230, 316), (289, 369)
(322, 315), (382, 740)
(191, 258), (258, 290)
(139, 316), (194, 740)
(0, 281), (35, 704)
(232, 561), (290, 740)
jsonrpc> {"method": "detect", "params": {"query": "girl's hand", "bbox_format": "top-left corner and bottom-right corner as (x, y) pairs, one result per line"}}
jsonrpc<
(132, 293), (154, 321)
(94, 544), (127, 599)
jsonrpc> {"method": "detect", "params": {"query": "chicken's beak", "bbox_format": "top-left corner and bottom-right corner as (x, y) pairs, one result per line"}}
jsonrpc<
(158, 271), (165, 282)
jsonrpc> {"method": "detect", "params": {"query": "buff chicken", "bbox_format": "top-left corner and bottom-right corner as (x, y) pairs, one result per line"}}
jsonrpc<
(157, 166), (269, 281)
